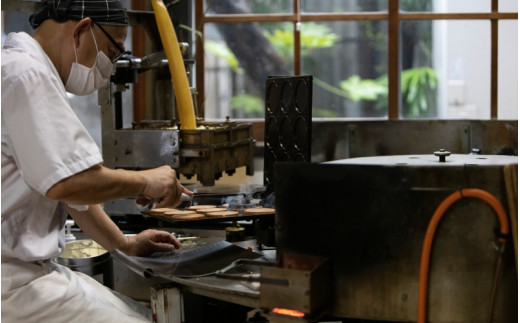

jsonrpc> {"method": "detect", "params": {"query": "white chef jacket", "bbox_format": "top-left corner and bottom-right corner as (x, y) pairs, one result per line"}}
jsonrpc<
(1, 32), (149, 322)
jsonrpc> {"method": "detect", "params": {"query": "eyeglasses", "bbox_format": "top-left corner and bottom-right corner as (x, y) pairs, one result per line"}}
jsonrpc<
(94, 23), (128, 63)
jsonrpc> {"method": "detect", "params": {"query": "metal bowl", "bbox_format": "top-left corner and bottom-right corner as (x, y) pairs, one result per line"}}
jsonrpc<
(56, 240), (110, 271)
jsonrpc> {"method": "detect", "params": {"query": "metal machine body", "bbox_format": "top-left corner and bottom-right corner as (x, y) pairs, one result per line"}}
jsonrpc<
(98, 10), (255, 215)
(99, 74), (255, 215)
(99, 80), (255, 184)
(273, 154), (517, 322)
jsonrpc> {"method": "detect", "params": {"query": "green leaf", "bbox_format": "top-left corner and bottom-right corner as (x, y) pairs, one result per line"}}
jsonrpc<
(204, 40), (243, 74)
(312, 108), (339, 118)
(265, 22), (340, 59)
(340, 75), (388, 101)
(230, 94), (264, 114)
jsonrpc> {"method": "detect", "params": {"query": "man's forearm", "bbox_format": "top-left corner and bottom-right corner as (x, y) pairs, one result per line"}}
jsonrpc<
(67, 204), (128, 252)
(46, 165), (147, 205)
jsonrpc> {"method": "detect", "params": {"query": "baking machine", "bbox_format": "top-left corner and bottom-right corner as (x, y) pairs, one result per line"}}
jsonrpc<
(98, 9), (255, 217)
(137, 152), (516, 323)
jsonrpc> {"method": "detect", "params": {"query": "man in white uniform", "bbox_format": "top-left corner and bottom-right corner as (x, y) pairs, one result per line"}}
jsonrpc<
(1, 1), (191, 321)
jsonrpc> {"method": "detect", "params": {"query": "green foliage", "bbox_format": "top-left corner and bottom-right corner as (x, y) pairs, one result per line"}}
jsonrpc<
(339, 75), (387, 101)
(401, 67), (437, 116)
(207, 15), (436, 118)
(300, 23), (340, 54)
(312, 108), (339, 118)
(266, 26), (294, 59)
(230, 94), (264, 116)
(265, 22), (340, 63)
(204, 40), (243, 74)
(335, 67), (438, 117)
(208, 22), (339, 117)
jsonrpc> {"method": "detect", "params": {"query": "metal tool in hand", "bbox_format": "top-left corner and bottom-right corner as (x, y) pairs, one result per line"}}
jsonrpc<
(135, 193), (193, 211)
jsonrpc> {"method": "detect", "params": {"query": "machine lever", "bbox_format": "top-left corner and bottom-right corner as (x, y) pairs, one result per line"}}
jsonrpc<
(215, 273), (289, 286)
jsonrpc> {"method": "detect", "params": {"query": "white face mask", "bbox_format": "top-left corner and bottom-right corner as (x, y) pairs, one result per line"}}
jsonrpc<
(65, 26), (113, 95)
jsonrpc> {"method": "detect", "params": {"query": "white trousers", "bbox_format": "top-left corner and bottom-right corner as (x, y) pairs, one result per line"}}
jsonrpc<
(2, 259), (151, 322)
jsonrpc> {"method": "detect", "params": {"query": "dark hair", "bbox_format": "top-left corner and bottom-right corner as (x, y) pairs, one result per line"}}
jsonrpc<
(29, 0), (128, 29)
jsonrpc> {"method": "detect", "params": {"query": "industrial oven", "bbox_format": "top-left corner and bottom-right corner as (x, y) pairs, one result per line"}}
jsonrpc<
(271, 154), (517, 322)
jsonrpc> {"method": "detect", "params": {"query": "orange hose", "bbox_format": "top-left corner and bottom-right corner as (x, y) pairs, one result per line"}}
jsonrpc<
(418, 188), (510, 323)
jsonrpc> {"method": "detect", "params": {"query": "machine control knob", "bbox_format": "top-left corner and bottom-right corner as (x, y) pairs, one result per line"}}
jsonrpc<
(434, 149), (451, 162)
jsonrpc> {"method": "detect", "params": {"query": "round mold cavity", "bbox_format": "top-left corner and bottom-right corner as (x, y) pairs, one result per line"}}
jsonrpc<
(294, 79), (309, 113)
(295, 153), (306, 161)
(280, 80), (293, 114)
(281, 151), (292, 161)
(293, 116), (308, 151)
(278, 117), (294, 151)
(266, 81), (280, 115)
(265, 117), (280, 149)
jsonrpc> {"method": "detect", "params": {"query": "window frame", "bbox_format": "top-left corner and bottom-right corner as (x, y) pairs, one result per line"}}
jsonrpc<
(194, 0), (518, 120)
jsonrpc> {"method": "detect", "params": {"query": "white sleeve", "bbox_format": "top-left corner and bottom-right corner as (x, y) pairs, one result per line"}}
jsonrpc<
(1, 62), (103, 196)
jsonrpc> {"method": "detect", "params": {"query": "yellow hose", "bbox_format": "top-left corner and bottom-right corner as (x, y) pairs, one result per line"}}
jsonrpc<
(151, 0), (197, 129)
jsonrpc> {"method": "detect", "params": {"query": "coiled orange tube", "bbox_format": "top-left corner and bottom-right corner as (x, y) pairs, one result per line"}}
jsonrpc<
(418, 188), (509, 323)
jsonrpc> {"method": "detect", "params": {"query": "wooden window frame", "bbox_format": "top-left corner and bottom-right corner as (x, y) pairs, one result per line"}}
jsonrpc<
(195, 0), (517, 120)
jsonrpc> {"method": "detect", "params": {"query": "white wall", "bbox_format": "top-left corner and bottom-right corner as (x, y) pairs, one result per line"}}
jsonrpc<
(434, 0), (518, 119)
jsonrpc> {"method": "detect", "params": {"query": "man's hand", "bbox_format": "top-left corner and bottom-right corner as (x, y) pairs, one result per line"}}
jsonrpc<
(120, 229), (182, 257)
(46, 164), (192, 208)
(140, 166), (193, 208)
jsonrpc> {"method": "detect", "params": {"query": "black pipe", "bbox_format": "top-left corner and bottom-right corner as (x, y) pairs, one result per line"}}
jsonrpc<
(114, 91), (123, 130)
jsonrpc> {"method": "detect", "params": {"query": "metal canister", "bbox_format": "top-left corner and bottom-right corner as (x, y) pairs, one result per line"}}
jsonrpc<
(56, 240), (114, 288)
(225, 222), (246, 242)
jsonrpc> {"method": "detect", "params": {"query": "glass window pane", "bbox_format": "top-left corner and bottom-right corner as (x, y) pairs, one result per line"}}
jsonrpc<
(498, 20), (518, 119)
(204, 0), (292, 14)
(400, 20), (437, 118)
(302, 0), (387, 13)
(499, 0), (518, 12)
(401, 0), (490, 13)
(301, 21), (388, 118)
(203, 22), (293, 119)
(427, 20), (491, 119)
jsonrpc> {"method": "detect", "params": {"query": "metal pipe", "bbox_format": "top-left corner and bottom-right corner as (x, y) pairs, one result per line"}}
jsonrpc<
(131, 0), (147, 124)
(487, 240), (506, 323)
(215, 273), (289, 286)
(114, 91), (123, 130)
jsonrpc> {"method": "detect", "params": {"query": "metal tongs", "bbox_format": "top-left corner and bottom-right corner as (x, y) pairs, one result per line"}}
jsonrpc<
(176, 236), (199, 242)
(215, 259), (288, 286)
(135, 193), (193, 211)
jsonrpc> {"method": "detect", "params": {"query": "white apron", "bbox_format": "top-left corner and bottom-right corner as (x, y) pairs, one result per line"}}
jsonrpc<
(1, 32), (150, 322)
(2, 259), (150, 322)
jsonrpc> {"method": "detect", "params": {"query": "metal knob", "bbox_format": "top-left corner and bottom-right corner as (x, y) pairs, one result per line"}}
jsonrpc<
(65, 220), (76, 243)
(434, 149), (451, 162)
